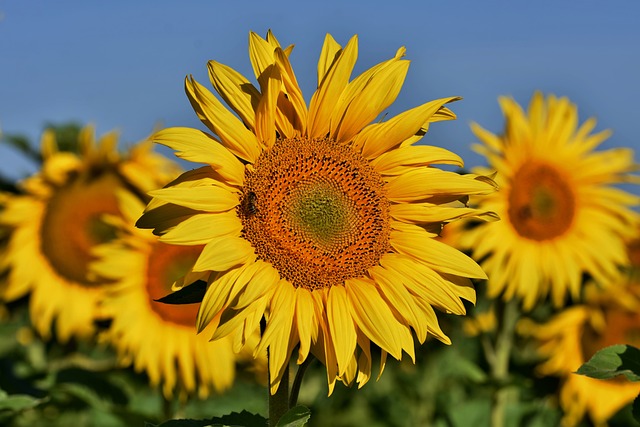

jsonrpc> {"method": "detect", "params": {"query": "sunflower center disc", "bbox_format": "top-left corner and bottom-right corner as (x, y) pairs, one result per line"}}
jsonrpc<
(239, 137), (390, 291)
(40, 173), (121, 285)
(508, 162), (575, 241)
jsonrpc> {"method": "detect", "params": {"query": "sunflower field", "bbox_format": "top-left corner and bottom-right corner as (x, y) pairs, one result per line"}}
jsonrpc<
(1, 6), (640, 427)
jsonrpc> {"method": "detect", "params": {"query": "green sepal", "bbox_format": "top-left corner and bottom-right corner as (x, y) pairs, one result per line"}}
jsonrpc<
(155, 280), (207, 305)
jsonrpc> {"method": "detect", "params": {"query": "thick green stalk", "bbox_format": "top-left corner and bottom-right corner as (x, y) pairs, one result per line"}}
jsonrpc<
(268, 359), (290, 427)
(489, 299), (520, 427)
(289, 356), (315, 408)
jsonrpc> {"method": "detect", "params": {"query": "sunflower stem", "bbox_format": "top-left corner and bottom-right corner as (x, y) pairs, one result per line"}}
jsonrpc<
(289, 356), (315, 408)
(489, 299), (519, 427)
(268, 360), (289, 427)
(161, 396), (174, 421)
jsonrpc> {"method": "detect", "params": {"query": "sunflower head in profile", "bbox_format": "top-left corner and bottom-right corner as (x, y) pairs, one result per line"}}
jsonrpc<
(519, 271), (640, 426)
(457, 92), (640, 310)
(137, 31), (497, 394)
(0, 125), (180, 342)
(91, 190), (259, 400)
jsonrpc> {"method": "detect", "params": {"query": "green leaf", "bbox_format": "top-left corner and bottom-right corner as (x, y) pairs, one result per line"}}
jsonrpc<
(155, 280), (207, 305)
(152, 410), (267, 427)
(275, 406), (310, 427)
(147, 420), (220, 427)
(43, 122), (82, 154)
(447, 399), (491, 427)
(56, 367), (128, 405)
(1, 133), (41, 162)
(633, 394), (640, 423)
(0, 393), (46, 412)
(576, 344), (640, 381)
(211, 410), (267, 427)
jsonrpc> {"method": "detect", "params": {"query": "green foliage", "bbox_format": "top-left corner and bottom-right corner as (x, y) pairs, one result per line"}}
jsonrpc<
(275, 406), (310, 427)
(146, 410), (268, 427)
(1, 133), (41, 163)
(0, 391), (46, 413)
(576, 344), (640, 424)
(0, 299), (266, 427)
(43, 122), (83, 154)
(576, 344), (640, 382)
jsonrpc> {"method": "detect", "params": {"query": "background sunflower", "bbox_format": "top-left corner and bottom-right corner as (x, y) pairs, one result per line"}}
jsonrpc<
(456, 92), (640, 310)
(0, 125), (180, 342)
(91, 190), (263, 400)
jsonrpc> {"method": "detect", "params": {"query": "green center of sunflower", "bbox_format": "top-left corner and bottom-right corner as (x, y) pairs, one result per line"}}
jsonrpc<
(239, 137), (390, 291)
(147, 242), (202, 326)
(508, 162), (575, 241)
(40, 172), (122, 285)
(288, 181), (352, 247)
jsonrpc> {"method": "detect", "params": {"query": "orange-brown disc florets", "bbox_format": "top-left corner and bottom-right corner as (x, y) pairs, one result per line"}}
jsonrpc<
(239, 137), (390, 290)
(40, 173), (122, 284)
(146, 242), (203, 326)
(508, 162), (575, 241)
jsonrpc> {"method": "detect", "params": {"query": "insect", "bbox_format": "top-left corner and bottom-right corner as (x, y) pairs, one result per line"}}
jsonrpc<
(243, 191), (258, 216)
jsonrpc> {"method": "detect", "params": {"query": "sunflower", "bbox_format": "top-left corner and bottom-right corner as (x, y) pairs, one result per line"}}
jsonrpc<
(90, 190), (254, 400)
(138, 31), (496, 394)
(0, 126), (179, 342)
(519, 276), (640, 426)
(457, 92), (640, 310)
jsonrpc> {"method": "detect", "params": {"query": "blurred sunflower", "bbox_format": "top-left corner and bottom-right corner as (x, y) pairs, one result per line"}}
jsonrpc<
(91, 191), (253, 400)
(138, 31), (497, 394)
(0, 126), (179, 342)
(458, 92), (640, 310)
(519, 277), (640, 426)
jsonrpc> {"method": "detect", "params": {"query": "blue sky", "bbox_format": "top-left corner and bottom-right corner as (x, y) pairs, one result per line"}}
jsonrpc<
(1, 1), (639, 184)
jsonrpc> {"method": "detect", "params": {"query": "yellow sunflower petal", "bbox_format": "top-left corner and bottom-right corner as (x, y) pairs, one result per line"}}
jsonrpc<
(295, 287), (316, 364)
(158, 211), (242, 245)
(380, 253), (469, 316)
(255, 64), (281, 149)
(148, 185), (239, 212)
(207, 60), (260, 130)
(185, 75), (260, 162)
(274, 47), (307, 136)
(327, 285), (357, 375)
(390, 203), (498, 224)
(386, 168), (496, 202)
(316, 33), (342, 85)
(372, 144), (463, 175)
(330, 52), (409, 143)
(255, 281), (296, 394)
(356, 97), (461, 159)
(390, 227), (487, 279)
(232, 261), (280, 310)
(196, 265), (251, 332)
(345, 277), (409, 360)
(249, 31), (276, 80)
(307, 35), (358, 138)
(192, 236), (255, 272)
(153, 127), (244, 186)
(369, 265), (428, 343)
